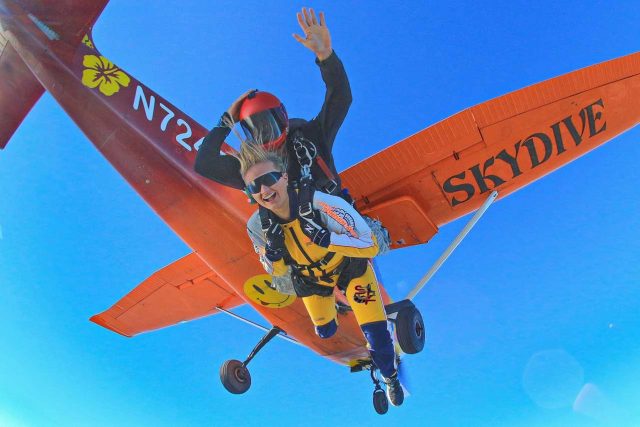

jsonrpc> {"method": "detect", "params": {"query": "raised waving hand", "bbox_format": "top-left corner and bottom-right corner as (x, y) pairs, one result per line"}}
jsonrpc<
(293, 8), (332, 61)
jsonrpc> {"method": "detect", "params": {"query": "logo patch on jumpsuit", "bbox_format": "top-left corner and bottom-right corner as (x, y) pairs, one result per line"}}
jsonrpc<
(353, 284), (377, 304)
(318, 202), (357, 237)
(303, 222), (316, 235)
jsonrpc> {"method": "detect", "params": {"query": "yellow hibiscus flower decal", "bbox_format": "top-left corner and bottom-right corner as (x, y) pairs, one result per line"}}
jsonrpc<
(81, 55), (130, 96)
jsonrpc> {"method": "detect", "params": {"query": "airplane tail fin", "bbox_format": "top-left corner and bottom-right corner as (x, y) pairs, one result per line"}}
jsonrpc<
(3, 0), (110, 45)
(0, 0), (111, 149)
(0, 33), (44, 149)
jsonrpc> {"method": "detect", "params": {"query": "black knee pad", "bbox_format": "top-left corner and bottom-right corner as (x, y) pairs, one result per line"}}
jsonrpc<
(361, 320), (393, 350)
(315, 318), (338, 338)
(362, 320), (396, 378)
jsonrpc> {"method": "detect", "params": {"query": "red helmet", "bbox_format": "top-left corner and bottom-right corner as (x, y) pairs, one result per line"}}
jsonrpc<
(238, 91), (288, 149)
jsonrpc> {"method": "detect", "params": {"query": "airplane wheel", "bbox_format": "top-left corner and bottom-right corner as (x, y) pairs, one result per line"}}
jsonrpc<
(373, 388), (389, 415)
(396, 306), (425, 354)
(220, 359), (251, 394)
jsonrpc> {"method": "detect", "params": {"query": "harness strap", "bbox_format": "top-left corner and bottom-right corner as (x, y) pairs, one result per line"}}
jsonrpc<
(289, 252), (336, 282)
(315, 156), (336, 182)
(292, 131), (339, 195)
(290, 256), (369, 297)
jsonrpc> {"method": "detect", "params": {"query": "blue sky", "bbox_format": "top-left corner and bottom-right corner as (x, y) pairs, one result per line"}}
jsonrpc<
(1, 1), (640, 426)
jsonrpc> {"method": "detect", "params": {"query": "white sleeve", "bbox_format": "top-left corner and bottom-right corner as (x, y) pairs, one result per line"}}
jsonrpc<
(313, 192), (378, 257)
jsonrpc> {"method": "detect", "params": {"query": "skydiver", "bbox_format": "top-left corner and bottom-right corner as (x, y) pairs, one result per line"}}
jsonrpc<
(237, 144), (404, 407)
(194, 7), (351, 199)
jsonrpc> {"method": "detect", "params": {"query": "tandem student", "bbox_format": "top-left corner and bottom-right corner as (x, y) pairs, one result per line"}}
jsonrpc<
(237, 143), (404, 407)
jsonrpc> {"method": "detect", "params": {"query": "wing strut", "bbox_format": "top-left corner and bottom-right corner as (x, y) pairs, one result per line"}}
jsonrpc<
(406, 190), (499, 300)
(215, 306), (302, 346)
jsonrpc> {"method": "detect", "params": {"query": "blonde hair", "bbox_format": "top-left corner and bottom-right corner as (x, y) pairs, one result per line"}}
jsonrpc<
(238, 141), (288, 178)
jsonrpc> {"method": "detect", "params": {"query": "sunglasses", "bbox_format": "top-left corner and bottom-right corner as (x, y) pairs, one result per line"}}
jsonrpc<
(245, 171), (283, 194)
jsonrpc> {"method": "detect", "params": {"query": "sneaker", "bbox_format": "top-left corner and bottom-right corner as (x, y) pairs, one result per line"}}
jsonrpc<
(383, 371), (404, 407)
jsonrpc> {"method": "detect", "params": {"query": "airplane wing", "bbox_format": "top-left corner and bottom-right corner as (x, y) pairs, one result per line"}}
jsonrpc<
(341, 52), (640, 248)
(90, 252), (246, 337)
(90, 254), (374, 363)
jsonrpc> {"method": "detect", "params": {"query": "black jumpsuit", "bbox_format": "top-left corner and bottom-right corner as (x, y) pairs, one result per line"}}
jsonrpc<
(194, 50), (352, 194)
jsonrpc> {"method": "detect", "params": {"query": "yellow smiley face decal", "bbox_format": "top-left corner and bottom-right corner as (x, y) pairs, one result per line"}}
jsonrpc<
(243, 274), (296, 308)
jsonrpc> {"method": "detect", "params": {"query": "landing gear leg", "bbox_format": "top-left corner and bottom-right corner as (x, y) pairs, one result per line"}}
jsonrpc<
(220, 326), (283, 394)
(370, 367), (389, 415)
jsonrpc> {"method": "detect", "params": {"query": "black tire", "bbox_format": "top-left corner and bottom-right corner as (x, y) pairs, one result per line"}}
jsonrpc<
(396, 306), (426, 354)
(373, 389), (389, 415)
(220, 359), (251, 394)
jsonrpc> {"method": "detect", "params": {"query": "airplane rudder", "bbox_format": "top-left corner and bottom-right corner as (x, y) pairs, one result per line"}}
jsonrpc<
(0, 38), (45, 150)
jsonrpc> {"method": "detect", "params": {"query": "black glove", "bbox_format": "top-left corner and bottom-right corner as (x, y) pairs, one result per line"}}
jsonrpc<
(259, 207), (286, 262)
(299, 214), (331, 248)
(216, 111), (232, 128)
(297, 176), (331, 248)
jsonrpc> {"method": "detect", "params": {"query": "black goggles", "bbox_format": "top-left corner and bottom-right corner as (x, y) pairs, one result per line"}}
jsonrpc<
(245, 171), (283, 194)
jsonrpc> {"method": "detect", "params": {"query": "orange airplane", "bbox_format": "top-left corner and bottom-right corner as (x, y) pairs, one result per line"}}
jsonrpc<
(2, 0), (640, 415)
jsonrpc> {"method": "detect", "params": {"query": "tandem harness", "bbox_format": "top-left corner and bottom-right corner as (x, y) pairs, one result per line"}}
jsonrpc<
(259, 184), (368, 299)
(291, 130), (391, 255)
(289, 254), (368, 298)
(291, 130), (352, 203)
(262, 131), (383, 297)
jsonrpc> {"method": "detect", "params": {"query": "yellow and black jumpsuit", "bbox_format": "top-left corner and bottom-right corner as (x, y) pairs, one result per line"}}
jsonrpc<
(248, 190), (396, 377)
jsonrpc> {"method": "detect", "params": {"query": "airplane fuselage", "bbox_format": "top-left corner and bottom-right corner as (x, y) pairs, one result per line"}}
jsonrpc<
(0, 0), (371, 364)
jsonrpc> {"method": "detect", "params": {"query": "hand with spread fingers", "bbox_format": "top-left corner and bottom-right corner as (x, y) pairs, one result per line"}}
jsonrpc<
(292, 7), (332, 61)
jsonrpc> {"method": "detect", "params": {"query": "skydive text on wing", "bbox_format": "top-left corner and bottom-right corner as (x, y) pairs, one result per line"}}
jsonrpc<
(442, 99), (607, 206)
